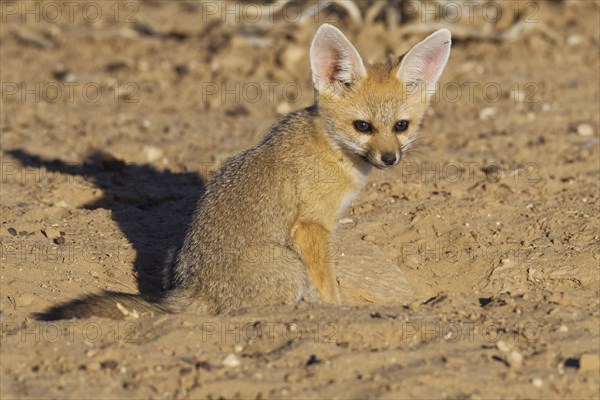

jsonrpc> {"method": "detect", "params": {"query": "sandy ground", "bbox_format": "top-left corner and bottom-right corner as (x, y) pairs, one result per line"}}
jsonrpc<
(1, 1), (599, 398)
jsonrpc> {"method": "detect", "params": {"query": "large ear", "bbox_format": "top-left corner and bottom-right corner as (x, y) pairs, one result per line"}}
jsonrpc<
(397, 29), (451, 95)
(310, 24), (366, 92)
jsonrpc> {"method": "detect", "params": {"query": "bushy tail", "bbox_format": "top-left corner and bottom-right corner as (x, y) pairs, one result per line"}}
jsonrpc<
(35, 291), (187, 320)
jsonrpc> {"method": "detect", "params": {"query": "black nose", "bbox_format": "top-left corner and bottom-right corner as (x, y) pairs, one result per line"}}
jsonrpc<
(381, 153), (397, 166)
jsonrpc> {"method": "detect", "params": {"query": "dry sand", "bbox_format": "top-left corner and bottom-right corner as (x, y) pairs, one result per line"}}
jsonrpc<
(1, 1), (599, 398)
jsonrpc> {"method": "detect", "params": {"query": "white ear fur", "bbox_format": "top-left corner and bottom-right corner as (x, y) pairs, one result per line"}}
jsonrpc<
(310, 24), (366, 92)
(397, 29), (452, 94)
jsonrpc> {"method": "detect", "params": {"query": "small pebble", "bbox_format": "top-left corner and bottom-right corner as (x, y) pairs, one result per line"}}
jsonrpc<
(141, 119), (152, 129)
(577, 123), (594, 137)
(174, 64), (189, 75)
(479, 107), (496, 120)
(508, 350), (523, 368)
(567, 35), (584, 46)
(532, 377), (543, 388)
(496, 340), (511, 353)
(223, 353), (241, 368)
(53, 237), (66, 245)
(276, 102), (292, 115)
(338, 218), (354, 224)
(101, 360), (119, 370)
(7, 227), (17, 236)
(306, 354), (321, 366)
(143, 145), (164, 163)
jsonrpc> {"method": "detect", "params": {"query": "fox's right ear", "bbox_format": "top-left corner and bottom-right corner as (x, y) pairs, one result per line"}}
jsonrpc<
(310, 24), (366, 93)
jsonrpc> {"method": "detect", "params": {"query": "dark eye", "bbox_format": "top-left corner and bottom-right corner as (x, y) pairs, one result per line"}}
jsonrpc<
(353, 120), (372, 132)
(395, 120), (409, 132)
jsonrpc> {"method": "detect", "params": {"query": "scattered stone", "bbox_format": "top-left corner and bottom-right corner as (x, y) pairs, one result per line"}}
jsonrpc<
(223, 353), (241, 368)
(101, 360), (119, 371)
(558, 325), (568, 333)
(579, 353), (600, 373)
(234, 344), (243, 353)
(174, 64), (189, 76)
(52, 65), (75, 82)
(338, 218), (354, 224)
(531, 377), (543, 388)
(143, 145), (164, 163)
(106, 59), (132, 73)
(7, 227), (17, 236)
(306, 354), (321, 366)
(53, 236), (66, 245)
(496, 340), (511, 353)
(482, 164), (503, 180)
(225, 106), (249, 117)
(577, 123), (594, 137)
(195, 361), (211, 370)
(567, 35), (584, 46)
(508, 350), (523, 368)
(276, 102), (292, 115)
(564, 357), (580, 369)
(479, 107), (496, 120)
(140, 119), (152, 129)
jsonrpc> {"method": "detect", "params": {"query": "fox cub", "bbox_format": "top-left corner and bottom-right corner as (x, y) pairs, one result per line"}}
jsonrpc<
(40, 24), (451, 319)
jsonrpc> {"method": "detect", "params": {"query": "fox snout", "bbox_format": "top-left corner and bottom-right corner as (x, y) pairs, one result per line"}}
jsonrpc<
(381, 153), (397, 165)
(365, 145), (402, 170)
(367, 152), (399, 169)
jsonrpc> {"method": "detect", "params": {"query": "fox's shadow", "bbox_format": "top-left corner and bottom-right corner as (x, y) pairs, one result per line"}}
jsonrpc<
(7, 149), (206, 295)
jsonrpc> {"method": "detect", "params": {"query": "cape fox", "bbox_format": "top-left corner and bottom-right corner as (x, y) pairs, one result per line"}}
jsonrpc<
(39, 24), (451, 320)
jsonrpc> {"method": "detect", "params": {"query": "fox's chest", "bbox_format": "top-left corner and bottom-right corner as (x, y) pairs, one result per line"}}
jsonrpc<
(336, 160), (371, 217)
(299, 158), (371, 225)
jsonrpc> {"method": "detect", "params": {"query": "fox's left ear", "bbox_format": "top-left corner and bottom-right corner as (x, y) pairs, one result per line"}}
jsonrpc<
(397, 29), (451, 94)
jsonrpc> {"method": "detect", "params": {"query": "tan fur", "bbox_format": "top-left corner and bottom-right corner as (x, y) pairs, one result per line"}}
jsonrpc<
(38, 25), (451, 320)
(291, 220), (338, 303)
